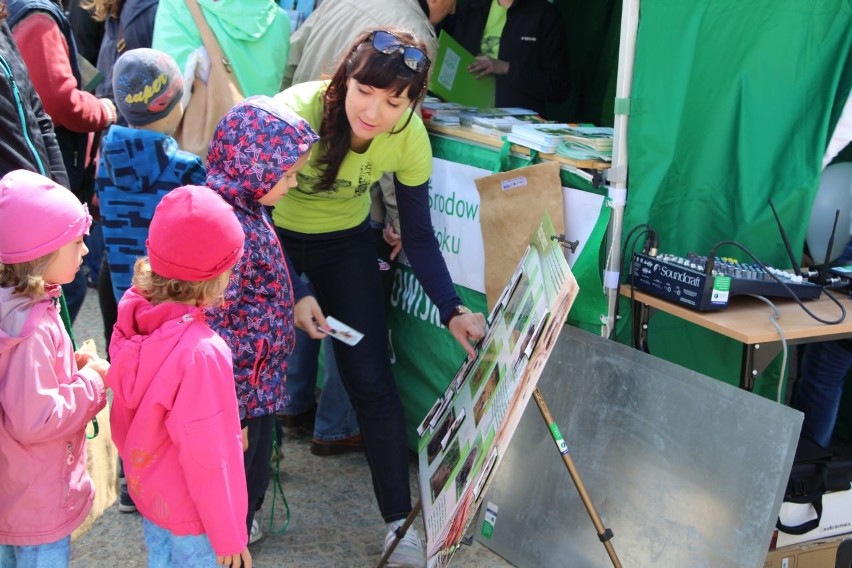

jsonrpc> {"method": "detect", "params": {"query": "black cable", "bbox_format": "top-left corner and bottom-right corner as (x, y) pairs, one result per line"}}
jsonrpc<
(616, 223), (656, 347)
(705, 240), (846, 325)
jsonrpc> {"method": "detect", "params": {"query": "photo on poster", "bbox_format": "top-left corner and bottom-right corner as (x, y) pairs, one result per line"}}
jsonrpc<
(440, 408), (466, 451)
(507, 294), (536, 354)
(419, 387), (454, 437)
(502, 272), (531, 327)
(468, 339), (502, 397)
(513, 311), (541, 375)
(455, 442), (481, 500)
(430, 438), (461, 502)
(488, 262), (525, 324)
(473, 365), (503, 426)
(427, 409), (456, 466)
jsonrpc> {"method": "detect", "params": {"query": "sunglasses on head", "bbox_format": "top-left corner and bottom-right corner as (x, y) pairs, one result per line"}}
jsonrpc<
(369, 30), (430, 73)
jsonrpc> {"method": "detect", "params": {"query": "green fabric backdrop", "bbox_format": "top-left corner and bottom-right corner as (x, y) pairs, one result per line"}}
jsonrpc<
(615, 0), (852, 398)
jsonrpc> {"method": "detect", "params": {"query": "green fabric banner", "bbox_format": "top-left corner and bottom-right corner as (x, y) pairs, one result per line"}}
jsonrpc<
(616, 0), (852, 397)
(567, 198), (610, 333)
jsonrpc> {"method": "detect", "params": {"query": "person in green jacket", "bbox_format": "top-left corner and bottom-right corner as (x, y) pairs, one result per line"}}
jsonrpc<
(152, 0), (289, 97)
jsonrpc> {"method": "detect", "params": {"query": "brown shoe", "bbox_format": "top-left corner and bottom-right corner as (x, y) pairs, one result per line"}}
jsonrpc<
(277, 405), (316, 429)
(310, 434), (364, 456)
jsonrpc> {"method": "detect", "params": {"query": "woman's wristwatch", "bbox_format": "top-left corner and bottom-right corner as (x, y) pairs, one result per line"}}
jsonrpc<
(447, 304), (472, 325)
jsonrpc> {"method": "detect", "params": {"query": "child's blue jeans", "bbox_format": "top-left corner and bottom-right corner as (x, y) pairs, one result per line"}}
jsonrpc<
(143, 518), (218, 567)
(0, 536), (70, 567)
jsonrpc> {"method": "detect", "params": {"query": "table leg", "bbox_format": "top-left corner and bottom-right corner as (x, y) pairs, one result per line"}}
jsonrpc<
(634, 301), (651, 353)
(740, 342), (783, 392)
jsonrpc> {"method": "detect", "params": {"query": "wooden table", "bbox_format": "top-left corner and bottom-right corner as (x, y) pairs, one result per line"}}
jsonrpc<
(619, 284), (852, 390)
(427, 124), (611, 171)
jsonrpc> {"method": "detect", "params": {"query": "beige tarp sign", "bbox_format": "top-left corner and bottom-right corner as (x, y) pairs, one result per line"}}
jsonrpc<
(475, 161), (565, 310)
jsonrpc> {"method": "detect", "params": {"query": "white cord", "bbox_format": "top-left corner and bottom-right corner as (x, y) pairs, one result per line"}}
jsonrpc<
(747, 295), (788, 403)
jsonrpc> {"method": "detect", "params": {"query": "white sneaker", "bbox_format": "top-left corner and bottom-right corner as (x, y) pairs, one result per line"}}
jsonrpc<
(384, 520), (426, 568)
(249, 518), (263, 545)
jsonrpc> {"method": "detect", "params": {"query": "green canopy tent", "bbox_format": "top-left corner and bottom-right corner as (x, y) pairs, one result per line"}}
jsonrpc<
(604, 0), (852, 400)
(391, 0), (851, 445)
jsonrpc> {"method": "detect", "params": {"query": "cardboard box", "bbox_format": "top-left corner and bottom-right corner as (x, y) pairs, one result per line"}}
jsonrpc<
(765, 534), (851, 568)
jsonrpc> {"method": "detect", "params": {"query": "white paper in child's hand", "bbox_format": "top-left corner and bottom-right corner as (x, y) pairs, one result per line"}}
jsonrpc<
(321, 316), (364, 346)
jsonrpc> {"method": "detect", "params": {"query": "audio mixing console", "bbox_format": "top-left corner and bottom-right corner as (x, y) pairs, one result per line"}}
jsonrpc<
(630, 252), (822, 311)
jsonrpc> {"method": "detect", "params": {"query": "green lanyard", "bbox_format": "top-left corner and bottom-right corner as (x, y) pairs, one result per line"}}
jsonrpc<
(58, 294), (101, 440)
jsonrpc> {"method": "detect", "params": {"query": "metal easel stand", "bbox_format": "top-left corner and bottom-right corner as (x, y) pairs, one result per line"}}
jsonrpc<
(377, 388), (622, 568)
(533, 388), (622, 568)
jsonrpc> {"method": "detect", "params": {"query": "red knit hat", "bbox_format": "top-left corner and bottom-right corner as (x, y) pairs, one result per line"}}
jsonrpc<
(0, 170), (91, 264)
(146, 186), (244, 281)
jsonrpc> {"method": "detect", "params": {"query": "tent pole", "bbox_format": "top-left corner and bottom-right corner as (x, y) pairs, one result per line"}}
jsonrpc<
(602, 0), (640, 339)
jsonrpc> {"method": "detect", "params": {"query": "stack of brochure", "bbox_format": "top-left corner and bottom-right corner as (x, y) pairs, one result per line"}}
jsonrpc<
(422, 100), (464, 126)
(507, 123), (574, 153)
(458, 107), (537, 124)
(556, 126), (614, 161)
(470, 116), (540, 137)
(458, 107), (537, 135)
(507, 123), (614, 159)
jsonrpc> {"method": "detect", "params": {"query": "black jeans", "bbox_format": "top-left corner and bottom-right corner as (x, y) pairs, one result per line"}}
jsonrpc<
(97, 257), (117, 354)
(244, 414), (275, 531)
(277, 224), (411, 523)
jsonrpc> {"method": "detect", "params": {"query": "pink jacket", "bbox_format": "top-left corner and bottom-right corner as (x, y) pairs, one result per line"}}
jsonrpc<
(108, 288), (247, 556)
(0, 285), (106, 546)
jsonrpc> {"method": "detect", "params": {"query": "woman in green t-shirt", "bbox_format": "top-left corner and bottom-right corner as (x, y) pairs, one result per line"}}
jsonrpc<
(272, 27), (486, 566)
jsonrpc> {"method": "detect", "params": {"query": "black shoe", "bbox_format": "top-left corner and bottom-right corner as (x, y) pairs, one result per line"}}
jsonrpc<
(118, 480), (137, 513)
(277, 405), (317, 429)
(310, 434), (364, 456)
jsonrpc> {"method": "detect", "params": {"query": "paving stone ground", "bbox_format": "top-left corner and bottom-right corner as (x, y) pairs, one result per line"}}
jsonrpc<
(70, 288), (513, 567)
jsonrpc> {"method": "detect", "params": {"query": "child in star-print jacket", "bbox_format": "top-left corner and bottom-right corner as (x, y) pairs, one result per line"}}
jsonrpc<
(205, 96), (319, 539)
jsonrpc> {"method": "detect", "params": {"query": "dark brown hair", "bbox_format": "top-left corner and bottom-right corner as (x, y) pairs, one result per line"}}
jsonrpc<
(0, 2), (7, 22)
(315, 27), (431, 191)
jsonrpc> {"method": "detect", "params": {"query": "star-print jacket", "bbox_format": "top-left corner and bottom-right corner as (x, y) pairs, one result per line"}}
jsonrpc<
(206, 96), (318, 418)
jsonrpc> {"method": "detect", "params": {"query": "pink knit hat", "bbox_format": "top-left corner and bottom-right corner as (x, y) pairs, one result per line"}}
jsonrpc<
(0, 170), (92, 264)
(147, 185), (244, 281)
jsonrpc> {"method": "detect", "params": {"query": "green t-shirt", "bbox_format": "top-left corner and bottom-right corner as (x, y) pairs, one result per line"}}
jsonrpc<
(271, 81), (432, 234)
(480, 0), (508, 59)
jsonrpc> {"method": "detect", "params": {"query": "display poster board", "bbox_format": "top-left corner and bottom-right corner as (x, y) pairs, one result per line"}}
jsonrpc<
(415, 213), (579, 567)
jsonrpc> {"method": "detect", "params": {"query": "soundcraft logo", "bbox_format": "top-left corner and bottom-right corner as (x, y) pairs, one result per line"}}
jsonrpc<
(659, 265), (701, 287)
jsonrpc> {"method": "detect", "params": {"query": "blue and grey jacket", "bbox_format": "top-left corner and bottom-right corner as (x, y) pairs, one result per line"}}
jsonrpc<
(96, 125), (205, 302)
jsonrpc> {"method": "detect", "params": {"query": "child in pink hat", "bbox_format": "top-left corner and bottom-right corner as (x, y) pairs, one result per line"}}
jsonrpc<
(0, 169), (109, 566)
(107, 185), (251, 567)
